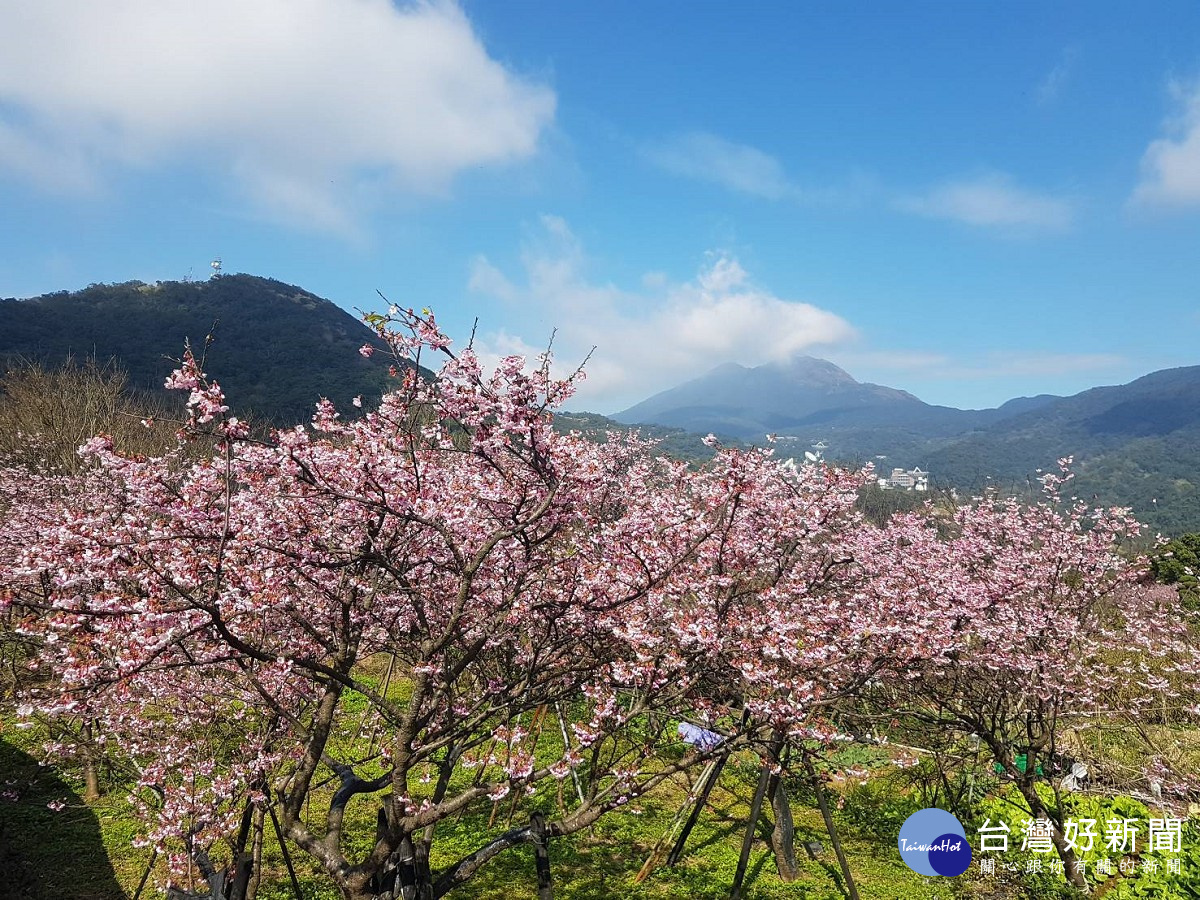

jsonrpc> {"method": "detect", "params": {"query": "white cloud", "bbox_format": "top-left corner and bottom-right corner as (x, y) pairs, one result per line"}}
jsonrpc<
(642, 131), (876, 207)
(1130, 79), (1200, 209)
(467, 256), (519, 303)
(895, 172), (1074, 231)
(1035, 47), (1080, 107)
(467, 216), (855, 411)
(644, 132), (794, 199)
(643, 132), (1071, 232)
(0, 0), (555, 232)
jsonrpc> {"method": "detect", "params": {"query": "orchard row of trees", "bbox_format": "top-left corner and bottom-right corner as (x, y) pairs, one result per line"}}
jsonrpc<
(1, 311), (1198, 899)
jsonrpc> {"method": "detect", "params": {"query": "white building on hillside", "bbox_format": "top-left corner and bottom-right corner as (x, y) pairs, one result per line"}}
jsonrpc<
(878, 467), (929, 492)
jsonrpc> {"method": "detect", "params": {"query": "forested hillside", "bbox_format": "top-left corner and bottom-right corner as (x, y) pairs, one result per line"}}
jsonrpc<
(3, 276), (1196, 534)
(0, 276), (404, 423)
(926, 366), (1200, 535)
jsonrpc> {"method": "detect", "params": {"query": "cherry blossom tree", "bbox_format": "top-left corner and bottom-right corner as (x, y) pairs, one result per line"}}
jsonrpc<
(0, 357), (196, 799)
(10, 306), (1192, 899)
(670, 445), (989, 888)
(869, 469), (1200, 890)
(6, 311), (875, 899)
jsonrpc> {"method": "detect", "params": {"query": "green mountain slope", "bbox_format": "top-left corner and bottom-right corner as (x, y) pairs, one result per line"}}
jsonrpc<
(925, 366), (1200, 534)
(611, 358), (1200, 534)
(0, 275), (404, 424)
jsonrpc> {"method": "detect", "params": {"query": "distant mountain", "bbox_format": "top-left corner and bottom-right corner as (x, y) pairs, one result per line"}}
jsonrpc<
(616, 357), (950, 437)
(925, 366), (1200, 535)
(993, 394), (1063, 418)
(611, 357), (1056, 465)
(3, 277), (1196, 533)
(611, 358), (1200, 534)
(926, 366), (1200, 481)
(0, 275), (408, 424)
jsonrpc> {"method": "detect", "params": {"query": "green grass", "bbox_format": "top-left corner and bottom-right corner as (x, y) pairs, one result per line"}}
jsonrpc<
(0, 718), (953, 900)
(411, 764), (946, 900)
(0, 726), (130, 900)
(1, 671), (1116, 900)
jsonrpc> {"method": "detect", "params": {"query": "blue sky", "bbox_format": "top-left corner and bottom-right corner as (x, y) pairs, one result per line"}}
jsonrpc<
(2, 1), (1199, 413)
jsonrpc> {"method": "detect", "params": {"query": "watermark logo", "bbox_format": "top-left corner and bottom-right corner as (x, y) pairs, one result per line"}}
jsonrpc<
(899, 808), (973, 877)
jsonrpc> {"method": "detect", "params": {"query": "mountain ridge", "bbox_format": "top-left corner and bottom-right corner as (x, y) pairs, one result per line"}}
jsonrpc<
(608, 357), (1200, 533)
(1, 275), (1195, 533)
(615, 356), (937, 436)
(0, 275), (409, 424)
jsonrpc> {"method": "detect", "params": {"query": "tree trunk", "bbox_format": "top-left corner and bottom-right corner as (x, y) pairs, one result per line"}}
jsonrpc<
(413, 838), (433, 900)
(1015, 779), (1088, 892)
(373, 832), (435, 900)
(247, 806), (265, 900)
(81, 720), (101, 801)
(768, 777), (799, 881)
(531, 812), (553, 900)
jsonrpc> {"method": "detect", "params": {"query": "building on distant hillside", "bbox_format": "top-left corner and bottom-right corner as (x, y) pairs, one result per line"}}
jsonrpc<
(878, 466), (929, 492)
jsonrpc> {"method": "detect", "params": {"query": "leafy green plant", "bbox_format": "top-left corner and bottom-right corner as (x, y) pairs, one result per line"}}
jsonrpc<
(841, 775), (921, 844)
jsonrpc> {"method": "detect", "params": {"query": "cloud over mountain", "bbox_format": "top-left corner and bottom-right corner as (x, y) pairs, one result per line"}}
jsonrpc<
(467, 216), (855, 410)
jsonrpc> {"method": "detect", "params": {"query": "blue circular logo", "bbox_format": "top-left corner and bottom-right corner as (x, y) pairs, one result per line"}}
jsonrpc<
(898, 808), (971, 877)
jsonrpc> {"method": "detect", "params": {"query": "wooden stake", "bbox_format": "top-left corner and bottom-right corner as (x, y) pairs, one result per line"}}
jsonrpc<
(635, 757), (718, 884)
(131, 850), (158, 900)
(667, 753), (728, 866)
(506, 706), (549, 827)
(267, 805), (304, 900)
(554, 701), (585, 806)
(730, 733), (782, 900)
(804, 752), (861, 900)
